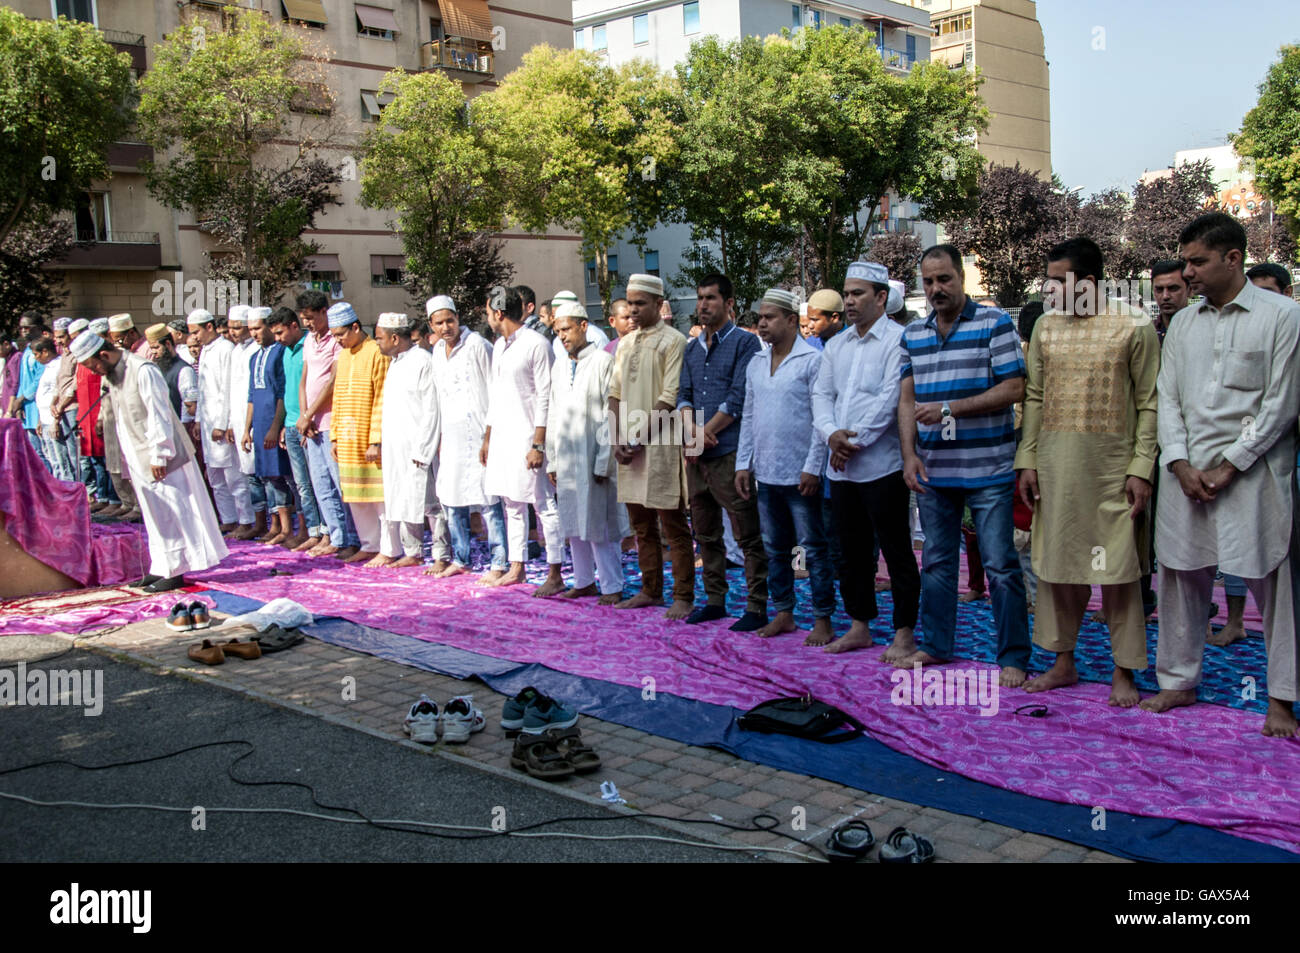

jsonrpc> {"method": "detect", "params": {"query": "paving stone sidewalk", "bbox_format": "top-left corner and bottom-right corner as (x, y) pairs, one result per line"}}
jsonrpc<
(41, 613), (1126, 863)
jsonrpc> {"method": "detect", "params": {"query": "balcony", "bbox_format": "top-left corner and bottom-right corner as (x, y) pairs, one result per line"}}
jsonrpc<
(107, 141), (154, 172)
(57, 232), (162, 271)
(879, 45), (915, 73)
(419, 39), (494, 82)
(934, 28), (973, 46)
(101, 28), (147, 72)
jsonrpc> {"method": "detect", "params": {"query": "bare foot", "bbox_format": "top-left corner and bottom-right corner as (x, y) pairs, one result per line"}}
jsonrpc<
(559, 583), (597, 600)
(597, 591), (622, 606)
(232, 524), (258, 541)
(1024, 655), (1079, 693)
(389, 555), (423, 569)
(893, 649), (946, 669)
(437, 563), (469, 578)
(489, 564), (526, 587)
(881, 628), (917, 664)
(958, 589), (987, 602)
(616, 591), (663, 610)
(756, 611), (797, 638)
(334, 546), (360, 561)
(422, 560), (450, 576)
(293, 535), (321, 552)
(533, 568), (567, 598)
(794, 568), (809, 579)
(1139, 688), (1197, 713)
(1108, 667), (1140, 707)
(478, 569), (506, 586)
(1262, 697), (1299, 738)
(1091, 609), (1108, 625)
(282, 533), (308, 550)
(874, 578), (891, 592)
(664, 599), (693, 620)
(308, 544), (338, 558)
(345, 549), (377, 564)
(804, 617), (834, 647)
(257, 530), (279, 543)
(264, 532), (289, 546)
(1000, 666), (1027, 688)
(219, 522), (238, 534)
(824, 621), (876, 654)
(363, 553), (395, 568)
(1208, 619), (1247, 647)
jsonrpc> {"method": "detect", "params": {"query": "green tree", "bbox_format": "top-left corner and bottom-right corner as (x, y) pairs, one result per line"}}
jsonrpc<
(0, 220), (74, 334)
(866, 231), (924, 293)
(0, 9), (133, 245)
(136, 8), (344, 301)
(359, 70), (512, 321)
(1124, 159), (1216, 270)
(1235, 45), (1300, 239)
(478, 46), (679, 312)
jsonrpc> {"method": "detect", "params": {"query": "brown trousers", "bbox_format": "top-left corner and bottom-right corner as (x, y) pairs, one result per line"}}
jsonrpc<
(626, 501), (695, 603)
(687, 452), (768, 614)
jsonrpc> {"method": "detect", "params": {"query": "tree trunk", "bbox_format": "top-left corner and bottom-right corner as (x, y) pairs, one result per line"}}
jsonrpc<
(596, 246), (611, 316)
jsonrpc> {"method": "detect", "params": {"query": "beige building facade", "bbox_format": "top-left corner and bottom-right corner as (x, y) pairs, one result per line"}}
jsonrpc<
(28, 0), (583, 328)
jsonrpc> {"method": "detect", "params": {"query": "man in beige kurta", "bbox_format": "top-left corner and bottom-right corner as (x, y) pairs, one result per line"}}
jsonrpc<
(1016, 237), (1160, 706)
(608, 274), (694, 619)
(1141, 212), (1300, 737)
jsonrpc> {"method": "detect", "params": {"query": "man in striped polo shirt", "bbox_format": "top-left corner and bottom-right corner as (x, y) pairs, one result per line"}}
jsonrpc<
(897, 245), (1031, 688)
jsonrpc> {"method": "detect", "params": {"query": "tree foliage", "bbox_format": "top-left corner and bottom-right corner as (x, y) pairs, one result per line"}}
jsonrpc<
(1124, 159), (1216, 270)
(1244, 201), (1298, 265)
(136, 8), (344, 300)
(1235, 45), (1300, 240)
(866, 232), (923, 293)
(0, 219), (74, 334)
(0, 9), (133, 247)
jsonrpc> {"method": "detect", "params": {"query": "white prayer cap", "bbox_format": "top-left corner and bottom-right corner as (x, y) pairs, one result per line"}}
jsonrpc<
(327, 302), (359, 328)
(426, 295), (456, 316)
(761, 288), (800, 313)
(227, 305), (250, 326)
(108, 313), (134, 333)
(886, 280), (906, 315)
(551, 290), (580, 307)
(70, 331), (105, 363)
(554, 301), (587, 321)
(89, 318), (110, 335)
(68, 319), (89, 336)
(186, 309), (214, 326)
(625, 274), (664, 298)
(845, 261), (889, 285)
(247, 306), (272, 323)
(376, 312), (410, 330)
(53, 317), (72, 331)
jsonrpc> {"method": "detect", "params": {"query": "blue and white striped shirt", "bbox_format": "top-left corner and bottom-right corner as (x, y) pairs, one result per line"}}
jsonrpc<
(900, 297), (1026, 488)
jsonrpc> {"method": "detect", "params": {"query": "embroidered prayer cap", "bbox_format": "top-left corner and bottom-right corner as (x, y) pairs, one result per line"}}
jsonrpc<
(247, 306), (272, 323)
(807, 289), (844, 313)
(551, 290), (580, 307)
(186, 309), (214, 327)
(227, 305), (250, 326)
(845, 261), (889, 285)
(425, 295), (456, 316)
(554, 301), (587, 320)
(68, 319), (89, 336)
(145, 323), (171, 344)
(70, 332), (105, 363)
(167, 318), (189, 334)
(625, 274), (665, 298)
(327, 302), (360, 328)
(53, 318), (72, 332)
(887, 280), (906, 315)
(376, 312), (410, 330)
(761, 288), (800, 313)
(89, 318), (110, 335)
(107, 313), (134, 333)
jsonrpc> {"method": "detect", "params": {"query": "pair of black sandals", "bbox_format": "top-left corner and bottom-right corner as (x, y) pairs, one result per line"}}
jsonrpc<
(826, 821), (935, 863)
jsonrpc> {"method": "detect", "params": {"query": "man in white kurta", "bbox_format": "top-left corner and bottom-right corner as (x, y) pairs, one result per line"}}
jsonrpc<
(481, 287), (563, 593)
(226, 305), (260, 539)
(74, 332), (227, 591)
(429, 298), (507, 578)
(1142, 212), (1300, 738)
(372, 313), (440, 569)
(187, 308), (252, 533)
(547, 303), (629, 604)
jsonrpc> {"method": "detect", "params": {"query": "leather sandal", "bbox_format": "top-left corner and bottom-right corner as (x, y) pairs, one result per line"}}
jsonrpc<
(221, 639), (262, 660)
(510, 733), (575, 780)
(544, 725), (601, 774)
(188, 640), (225, 665)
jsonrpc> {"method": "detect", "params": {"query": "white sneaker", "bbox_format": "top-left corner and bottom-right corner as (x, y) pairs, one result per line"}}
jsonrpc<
(441, 695), (485, 744)
(403, 694), (440, 744)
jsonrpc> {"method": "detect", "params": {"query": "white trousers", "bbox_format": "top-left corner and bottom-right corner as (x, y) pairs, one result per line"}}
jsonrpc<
(381, 519), (424, 559)
(570, 538), (624, 595)
(501, 493), (562, 564)
(349, 502), (384, 552)
(427, 503), (451, 563)
(207, 463), (252, 525)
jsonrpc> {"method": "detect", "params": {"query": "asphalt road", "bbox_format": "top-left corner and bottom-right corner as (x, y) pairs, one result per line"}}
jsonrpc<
(0, 648), (757, 864)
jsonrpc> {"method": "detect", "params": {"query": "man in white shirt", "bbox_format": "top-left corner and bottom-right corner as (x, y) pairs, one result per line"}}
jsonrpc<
(549, 290), (609, 363)
(735, 289), (834, 644)
(226, 305), (261, 540)
(187, 308), (253, 535)
(812, 261), (920, 654)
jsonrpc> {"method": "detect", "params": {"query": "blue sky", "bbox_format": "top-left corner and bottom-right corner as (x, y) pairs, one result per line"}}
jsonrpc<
(1037, 0), (1297, 197)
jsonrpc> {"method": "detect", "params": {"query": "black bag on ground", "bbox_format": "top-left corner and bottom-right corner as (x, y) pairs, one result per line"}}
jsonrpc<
(736, 695), (865, 744)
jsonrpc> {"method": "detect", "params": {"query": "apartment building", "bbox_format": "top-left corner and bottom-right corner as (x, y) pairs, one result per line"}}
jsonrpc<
(27, 0), (583, 324)
(571, 0), (933, 317)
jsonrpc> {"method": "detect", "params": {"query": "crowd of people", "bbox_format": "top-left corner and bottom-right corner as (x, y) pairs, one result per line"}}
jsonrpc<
(3, 209), (1297, 738)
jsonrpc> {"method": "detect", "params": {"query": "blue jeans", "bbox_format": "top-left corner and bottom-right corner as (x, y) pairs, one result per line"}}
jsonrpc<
(247, 474), (267, 514)
(26, 428), (51, 472)
(1221, 572), (1247, 598)
(448, 502), (507, 571)
(303, 429), (359, 548)
(284, 425), (322, 532)
(82, 454), (117, 502)
(916, 480), (1029, 670)
(757, 482), (836, 617)
(42, 431), (75, 482)
(259, 475), (291, 510)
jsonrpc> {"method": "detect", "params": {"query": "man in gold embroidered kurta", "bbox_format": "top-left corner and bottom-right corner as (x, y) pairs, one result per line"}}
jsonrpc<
(1016, 240), (1160, 705)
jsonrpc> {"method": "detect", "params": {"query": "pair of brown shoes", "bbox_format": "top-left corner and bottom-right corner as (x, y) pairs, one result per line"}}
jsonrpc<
(188, 638), (261, 665)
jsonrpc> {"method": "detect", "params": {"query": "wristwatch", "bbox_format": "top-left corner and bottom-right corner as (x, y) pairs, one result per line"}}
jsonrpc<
(940, 402), (952, 420)
(530, 443), (545, 453)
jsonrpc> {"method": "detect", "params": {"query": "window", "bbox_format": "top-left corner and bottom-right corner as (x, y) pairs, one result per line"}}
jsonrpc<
(282, 0), (328, 29)
(430, 16), (443, 40)
(370, 255), (405, 287)
(633, 13), (648, 45)
(683, 1), (700, 35)
(587, 254), (619, 285)
(360, 90), (395, 122)
(291, 82), (333, 114)
(791, 5), (801, 29)
(839, 16), (851, 28)
(644, 250), (659, 278)
(906, 34), (916, 61)
(574, 27), (584, 49)
(810, 10), (822, 29)
(593, 24), (607, 51)
(75, 191), (110, 242)
(586, 258), (597, 285)
(356, 5), (399, 40)
(52, 0), (95, 24)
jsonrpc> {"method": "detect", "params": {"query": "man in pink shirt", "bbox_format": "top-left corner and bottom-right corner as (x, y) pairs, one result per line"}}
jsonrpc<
(603, 297), (632, 356)
(296, 290), (360, 558)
